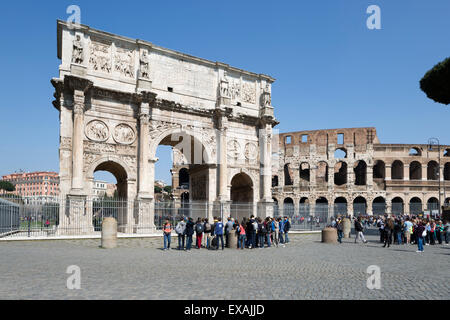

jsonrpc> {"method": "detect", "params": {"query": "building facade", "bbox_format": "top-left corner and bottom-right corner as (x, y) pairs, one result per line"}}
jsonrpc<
(272, 127), (450, 217)
(1, 171), (60, 202)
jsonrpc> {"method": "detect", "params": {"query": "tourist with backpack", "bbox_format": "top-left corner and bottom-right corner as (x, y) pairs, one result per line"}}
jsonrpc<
(414, 220), (426, 252)
(215, 217), (224, 250)
(195, 218), (204, 249)
(185, 217), (195, 251)
(264, 217), (272, 247)
(271, 217), (280, 247)
(279, 217), (285, 244)
(225, 217), (234, 248)
(444, 220), (450, 245)
(175, 217), (186, 250)
(246, 215), (257, 249)
(403, 218), (413, 245)
(283, 216), (291, 243)
(162, 220), (173, 251)
(237, 219), (246, 249)
(354, 216), (368, 244)
(203, 218), (212, 249)
(336, 217), (344, 243)
(245, 217), (253, 248)
(256, 218), (266, 248)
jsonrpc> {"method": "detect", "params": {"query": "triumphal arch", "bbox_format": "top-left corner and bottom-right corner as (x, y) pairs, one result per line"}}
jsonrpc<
(51, 20), (277, 234)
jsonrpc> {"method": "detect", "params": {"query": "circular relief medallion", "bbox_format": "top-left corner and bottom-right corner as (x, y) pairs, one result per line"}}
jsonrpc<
(85, 120), (109, 142)
(227, 139), (241, 160)
(244, 142), (257, 161)
(113, 123), (136, 145)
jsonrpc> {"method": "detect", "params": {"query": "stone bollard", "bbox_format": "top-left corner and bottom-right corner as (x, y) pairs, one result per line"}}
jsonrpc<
(322, 227), (338, 243)
(227, 231), (238, 249)
(101, 217), (117, 249)
(342, 218), (351, 238)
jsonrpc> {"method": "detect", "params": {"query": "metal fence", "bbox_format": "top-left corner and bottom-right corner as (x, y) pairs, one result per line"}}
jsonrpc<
(0, 198), (20, 236)
(0, 194), (446, 239)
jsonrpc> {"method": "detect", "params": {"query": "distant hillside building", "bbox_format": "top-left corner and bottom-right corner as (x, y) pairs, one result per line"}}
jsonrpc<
(1, 171), (60, 202)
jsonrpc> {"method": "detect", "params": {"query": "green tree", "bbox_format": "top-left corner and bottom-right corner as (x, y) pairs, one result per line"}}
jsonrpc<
(163, 185), (172, 194)
(154, 186), (162, 193)
(420, 57), (450, 105)
(0, 180), (15, 192)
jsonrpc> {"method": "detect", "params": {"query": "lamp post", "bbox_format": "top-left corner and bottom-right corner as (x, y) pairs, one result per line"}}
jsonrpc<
(428, 138), (441, 218)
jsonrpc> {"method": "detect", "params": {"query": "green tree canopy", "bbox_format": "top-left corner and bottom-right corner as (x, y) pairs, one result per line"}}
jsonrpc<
(0, 180), (15, 192)
(163, 185), (172, 193)
(154, 186), (162, 194)
(420, 57), (450, 105)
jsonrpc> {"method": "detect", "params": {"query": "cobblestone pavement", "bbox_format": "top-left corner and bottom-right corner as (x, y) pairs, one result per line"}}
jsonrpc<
(0, 232), (449, 300)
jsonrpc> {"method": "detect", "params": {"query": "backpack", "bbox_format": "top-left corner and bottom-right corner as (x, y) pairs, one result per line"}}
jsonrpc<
(252, 221), (258, 231)
(261, 223), (267, 233)
(204, 223), (211, 232)
(175, 222), (184, 235)
(196, 223), (204, 233)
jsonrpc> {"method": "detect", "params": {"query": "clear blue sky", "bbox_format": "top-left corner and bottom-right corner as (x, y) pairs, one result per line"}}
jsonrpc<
(0, 0), (449, 184)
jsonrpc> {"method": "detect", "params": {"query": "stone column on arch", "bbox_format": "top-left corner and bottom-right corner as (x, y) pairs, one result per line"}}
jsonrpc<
(257, 114), (276, 218)
(67, 76), (93, 194)
(137, 100), (151, 198)
(214, 109), (229, 202)
(65, 76), (93, 235)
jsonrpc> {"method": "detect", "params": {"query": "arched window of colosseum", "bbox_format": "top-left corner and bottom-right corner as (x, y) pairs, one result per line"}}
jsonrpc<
(427, 161), (439, 180)
(353, 197), (367, 216)
(316, 162), (328, 184)
(409, 197), (422, 215)
(354, 161), (367, 185)
(392, 160), (404, 179)
(444, 163), (450, 181)
(283, 197), (294, 217)
(409, 147), (421, 156)
(372, 197), (386, 215)
(300, 163), (310, 184)
(373, 160), (385, 179)
(299, 197), (310, 217)
(315, 197), (328, 220)
(427, 197), (439, 211)
(409, 161), (422, 180)
(334, 197), (347, 216)
(445, 197), (450, 204)
(392, 197), (404, 215)
(272, 175), (279, 187)
(334, 161), (347, 185)
(284, 164), (293, 186)
(334, 148), (347, 159)
(444, 149), (450, 157)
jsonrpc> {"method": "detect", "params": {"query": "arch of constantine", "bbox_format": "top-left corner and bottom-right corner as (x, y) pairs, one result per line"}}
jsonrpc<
(51, 20), (277, 235)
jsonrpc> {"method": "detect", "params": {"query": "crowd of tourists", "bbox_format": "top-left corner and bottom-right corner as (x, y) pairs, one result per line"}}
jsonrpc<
(161, 215), (292, 251)
(330, 215), (450, 253)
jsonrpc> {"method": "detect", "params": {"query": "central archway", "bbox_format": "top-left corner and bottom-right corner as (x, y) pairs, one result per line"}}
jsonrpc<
(230, 172), (254, 221)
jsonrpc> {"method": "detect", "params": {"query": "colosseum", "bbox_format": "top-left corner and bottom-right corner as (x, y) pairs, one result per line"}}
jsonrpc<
(271, 127), (450, 218)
